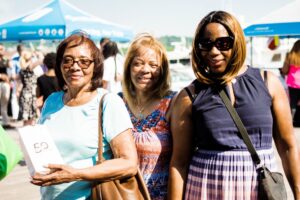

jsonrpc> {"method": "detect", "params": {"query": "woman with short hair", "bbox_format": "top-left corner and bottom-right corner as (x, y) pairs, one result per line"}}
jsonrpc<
(169, 11), (300, 199)
(31, 34), (138, 200)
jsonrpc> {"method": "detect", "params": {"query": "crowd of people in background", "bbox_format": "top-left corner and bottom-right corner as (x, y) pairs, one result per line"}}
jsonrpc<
(0, 10), (300, 200)
(0, 44), (59, 128)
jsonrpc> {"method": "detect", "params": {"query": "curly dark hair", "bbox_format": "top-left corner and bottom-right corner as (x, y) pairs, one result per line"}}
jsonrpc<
(55, 34), (104, 91)
(43, 52), (56, 70)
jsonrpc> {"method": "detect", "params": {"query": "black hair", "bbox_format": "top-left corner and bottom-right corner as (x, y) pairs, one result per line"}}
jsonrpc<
(102, 41), (119, 59)
(43, 52), (57, 69)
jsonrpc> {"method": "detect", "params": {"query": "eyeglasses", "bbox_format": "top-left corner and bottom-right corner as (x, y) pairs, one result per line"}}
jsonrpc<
(62, 56), (94, 69)
(198, 36), (234, 51)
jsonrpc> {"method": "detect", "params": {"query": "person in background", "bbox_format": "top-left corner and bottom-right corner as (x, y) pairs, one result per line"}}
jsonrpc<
(0, 44), (13, 129)
(281, 40), (300, 126)
(36, 52), (59, 109)
(99, 37), (110, 50)
(168, 11), (300, 199)
(19, 51), (43, 126)
(31, 50), (47, 77)
(31, 34), (138, 200)
(120, 33), (176, 199)
(8, 44), (23, 122)
(102, 41), (123, 93)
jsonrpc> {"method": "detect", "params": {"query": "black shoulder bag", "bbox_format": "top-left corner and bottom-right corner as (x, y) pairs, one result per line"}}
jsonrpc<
(218, 86), (287, 200)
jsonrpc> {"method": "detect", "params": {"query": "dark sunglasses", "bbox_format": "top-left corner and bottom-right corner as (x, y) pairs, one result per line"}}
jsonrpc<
(62, 56), (94, 69)
(198, 36), (234, 51)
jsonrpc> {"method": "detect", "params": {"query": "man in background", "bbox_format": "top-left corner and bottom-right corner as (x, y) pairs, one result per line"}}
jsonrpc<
(0, 44), (13, 129)
(8, 44), (23, 122)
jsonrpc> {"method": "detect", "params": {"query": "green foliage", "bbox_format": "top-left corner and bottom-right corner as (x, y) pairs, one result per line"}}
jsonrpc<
(158, 35), (193, 51)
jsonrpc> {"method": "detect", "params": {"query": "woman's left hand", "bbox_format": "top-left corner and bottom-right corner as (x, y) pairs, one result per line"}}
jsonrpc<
(31, 164), (81, 186)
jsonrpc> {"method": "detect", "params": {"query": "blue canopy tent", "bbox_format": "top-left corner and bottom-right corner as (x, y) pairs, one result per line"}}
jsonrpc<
(243, 0), (300, 66)
(0, 0), (133, 42)
(244, 0), (300, 37)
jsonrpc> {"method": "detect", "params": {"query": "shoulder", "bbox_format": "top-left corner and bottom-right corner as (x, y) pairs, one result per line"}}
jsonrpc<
(11, 54), (19, 60)
(164, 90), (177, 100)
(173, 82), (196, 110)
(104, 93), (124, 107)
(39, 91), (64, 122)
(37, 74), (46, 81)
(97, 88), (124, 107)
(43, 91), (64, 109)
(104, 57), (114, 65)
(263, 70), (284, 98)
(45, 91), (63, 102)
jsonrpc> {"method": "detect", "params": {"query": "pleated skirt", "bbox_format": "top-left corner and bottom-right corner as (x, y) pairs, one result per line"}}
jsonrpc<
(184, 148), (277, 200)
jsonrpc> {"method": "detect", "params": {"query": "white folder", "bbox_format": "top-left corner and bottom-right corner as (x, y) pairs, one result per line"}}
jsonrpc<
(18, 124), (64, 176)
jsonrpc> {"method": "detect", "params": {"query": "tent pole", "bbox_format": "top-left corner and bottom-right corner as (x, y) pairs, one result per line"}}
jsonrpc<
(250, 37), (253, 66)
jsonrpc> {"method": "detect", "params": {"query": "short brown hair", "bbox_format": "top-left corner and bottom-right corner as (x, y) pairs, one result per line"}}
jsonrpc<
(55, 34), (103, 91)
(192, 11), (246, 84)
(122, 33), (171, 104)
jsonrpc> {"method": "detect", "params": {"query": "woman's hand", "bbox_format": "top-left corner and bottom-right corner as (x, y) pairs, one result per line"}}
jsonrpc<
(31, 164), (81, 186)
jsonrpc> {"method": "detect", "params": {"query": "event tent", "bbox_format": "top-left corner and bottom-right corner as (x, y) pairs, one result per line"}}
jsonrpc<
(244, 0), (300, 37)
(0, 0), (133, 42)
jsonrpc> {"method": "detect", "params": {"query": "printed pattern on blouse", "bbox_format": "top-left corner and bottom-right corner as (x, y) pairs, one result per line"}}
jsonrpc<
(125, 91), (176, 200)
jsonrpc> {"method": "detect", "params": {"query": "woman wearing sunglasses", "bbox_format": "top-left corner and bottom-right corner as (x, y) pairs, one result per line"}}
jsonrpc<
(168, 11), (300, 199)
(31, 34), (138, 199)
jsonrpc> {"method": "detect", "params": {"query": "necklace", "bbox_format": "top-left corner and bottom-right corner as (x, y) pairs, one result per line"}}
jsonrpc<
(135, 99), (153, 119)
(136, 105), (146, 119)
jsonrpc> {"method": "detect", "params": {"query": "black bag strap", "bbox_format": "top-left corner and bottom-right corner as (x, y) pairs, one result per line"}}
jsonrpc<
(184, 87), (195, 102)
(97, 93), (108, 163)
(263, 70), (268, 88)
(218, 88), (261, 165)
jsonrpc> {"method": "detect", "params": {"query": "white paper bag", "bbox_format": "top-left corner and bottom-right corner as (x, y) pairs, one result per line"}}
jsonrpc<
(18, 124), (64, 176)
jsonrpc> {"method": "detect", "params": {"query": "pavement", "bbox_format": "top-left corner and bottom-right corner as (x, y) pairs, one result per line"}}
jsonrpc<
(0, 126), (300, 200)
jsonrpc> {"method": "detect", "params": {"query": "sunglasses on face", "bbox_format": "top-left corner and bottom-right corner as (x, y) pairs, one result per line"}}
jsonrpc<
(198, 36), (234, 51)
(62, 56), (94, 69)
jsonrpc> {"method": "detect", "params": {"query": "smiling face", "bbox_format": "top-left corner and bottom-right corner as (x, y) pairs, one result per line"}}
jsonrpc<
(130, 47), (161, 93)
(200, 23), (232, 74)
(61, 43), (94, 91)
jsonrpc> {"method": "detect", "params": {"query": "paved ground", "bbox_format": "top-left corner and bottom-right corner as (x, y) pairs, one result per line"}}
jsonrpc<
(1, 127), (300, 199)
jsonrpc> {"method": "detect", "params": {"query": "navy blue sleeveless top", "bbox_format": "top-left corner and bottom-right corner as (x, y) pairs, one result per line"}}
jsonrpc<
(192, 67), (273, 150)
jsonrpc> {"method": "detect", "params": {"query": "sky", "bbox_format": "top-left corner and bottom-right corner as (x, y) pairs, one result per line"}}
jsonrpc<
(0, 0), (294, 37)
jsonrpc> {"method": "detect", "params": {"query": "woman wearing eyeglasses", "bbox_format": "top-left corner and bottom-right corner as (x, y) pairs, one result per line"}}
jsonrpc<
(31, 34), (138, 200)
(168, 11), (300, 199)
